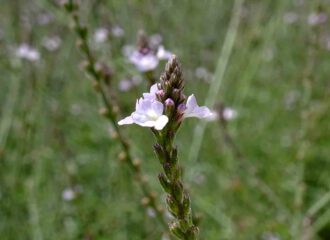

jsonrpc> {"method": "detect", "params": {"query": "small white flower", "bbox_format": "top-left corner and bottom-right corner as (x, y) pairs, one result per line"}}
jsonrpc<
(195, 67), (211, 82)
(223, 107), (238, 120)
(128, 50), (159, 72)
(111, 25), (124, 38)
(156, 46), (173, 60)
(94, 28), (109, 43)
(118, 98), (168, 130)
(184, 94), (213, 119)
(16, 43), (40, 61)
(146, 207), (156, 218)
(42, 36), (61, 52)
(62, 188), (75, 201)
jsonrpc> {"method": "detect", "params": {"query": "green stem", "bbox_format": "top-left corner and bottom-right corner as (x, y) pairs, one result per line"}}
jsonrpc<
(62, 0), (167, 229)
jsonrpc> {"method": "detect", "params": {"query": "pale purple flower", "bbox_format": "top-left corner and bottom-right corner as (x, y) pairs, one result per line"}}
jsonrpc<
(308, 12), (328, 26)
(94, 28), (109, 43)
(62, 188), (75, 201)
(15, 43), (40, 61)
(184, 94), (213, 119)
(125, 42), (172, 72)
(118, 79), (134, 92)
(129, 50), (159, 72)
(157, 46), (173, 60)
(195, 67), (211, 82)
(118, 98), (169, 130)
(111, 25), (124, 38)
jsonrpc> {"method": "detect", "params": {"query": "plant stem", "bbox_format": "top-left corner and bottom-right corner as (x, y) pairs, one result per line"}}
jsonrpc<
(62, 0), (167, 229)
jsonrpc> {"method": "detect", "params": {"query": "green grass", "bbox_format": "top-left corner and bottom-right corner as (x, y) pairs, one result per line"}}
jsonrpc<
(1, 0), (330, 239)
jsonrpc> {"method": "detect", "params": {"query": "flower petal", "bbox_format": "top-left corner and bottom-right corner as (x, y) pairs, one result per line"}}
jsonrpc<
(186, 94), (197, 111)
(143, 83), (158, 100)
(154, 115), (169, 130)
(184, 94), (213, 119)
(118, 116), (134, 125)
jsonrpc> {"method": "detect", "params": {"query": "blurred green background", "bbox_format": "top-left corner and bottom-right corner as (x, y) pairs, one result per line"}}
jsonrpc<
(0, 0), (330, 239)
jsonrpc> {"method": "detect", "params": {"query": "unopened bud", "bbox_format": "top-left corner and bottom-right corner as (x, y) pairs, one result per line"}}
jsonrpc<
(158, 173), (171, 194)
(118, 152), (126, 161)
(177, 103), (187, 113)
(169, 221), (185, 239)
(163, 162), (172, 179)
(172, 181), (184, 202)
(172, 88), (180, 102)
(153, 143), (165, 164)
(166, 196), (179, 217)
(186, 226), (199, 239)
(182, 194), (191, 216)
(156, 90), (165, 101)
(170, 147), (178, 164)
(165, 98), (175, 116)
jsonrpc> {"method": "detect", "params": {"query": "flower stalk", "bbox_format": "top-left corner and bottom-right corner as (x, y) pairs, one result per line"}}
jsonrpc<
(62, 0), (167, 229)
(152, 57), (199, 239)
(119, 55), (212, 239)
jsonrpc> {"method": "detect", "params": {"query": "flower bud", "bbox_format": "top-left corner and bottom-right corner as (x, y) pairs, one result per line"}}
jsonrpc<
(163, 162), (172, 179)
(169, 221), (185, 239)
(165, 98), (175, 117)
(172, 181), (184, 202)
(186, 226), (199, 239)
(177, 103), (187, 113)
(166, 196), (179, 217)
(158, 173), (171, 194)
(182, 194), (191, 216)
(156, 90), (165, 101)
(170, 147), (178, 164)
(153, 144), (165, 164)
